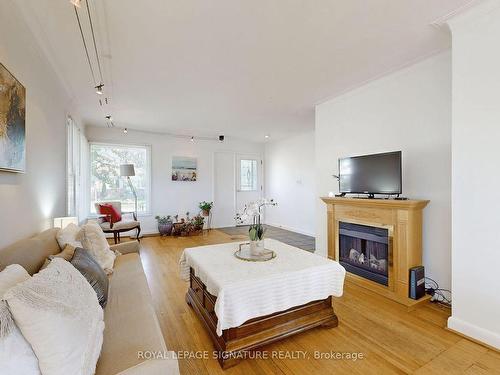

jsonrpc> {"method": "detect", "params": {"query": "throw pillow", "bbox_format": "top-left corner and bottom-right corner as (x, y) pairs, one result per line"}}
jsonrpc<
(0, 318), (41, 375)
(98, 203), (121, 223)
(71, 248), (109, 308)
(78, 221), (116, 272)
(1, 265), (31, 337)
(4, 258), (104, 375)
(56, 223), (82, 249)
(41, 244), (78, 270)
(0, 265), (41, 375)
(0, 264), (30, 297)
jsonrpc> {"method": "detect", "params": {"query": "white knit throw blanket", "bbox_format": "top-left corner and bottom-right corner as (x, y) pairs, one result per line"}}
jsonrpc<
(0, 301), (14, 337)
(179, 239), (346, 336)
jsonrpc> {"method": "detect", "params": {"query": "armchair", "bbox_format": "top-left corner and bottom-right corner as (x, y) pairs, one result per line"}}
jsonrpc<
(94, 201), (141, 244)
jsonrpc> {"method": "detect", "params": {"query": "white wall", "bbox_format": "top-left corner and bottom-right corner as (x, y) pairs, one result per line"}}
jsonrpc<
(315, 52), (452, 291)
(85, 126), (263, 234)
(0, 1), (75, 248)
(447, 1), (500, 349)
(264, 131), (315, 236)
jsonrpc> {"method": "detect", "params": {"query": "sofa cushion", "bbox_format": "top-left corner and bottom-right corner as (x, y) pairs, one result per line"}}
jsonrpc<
(95, 253), (167, 375)
(71, 248), (109, 308)
(0, 229), (61, 275)
(99, 220), (140, 231)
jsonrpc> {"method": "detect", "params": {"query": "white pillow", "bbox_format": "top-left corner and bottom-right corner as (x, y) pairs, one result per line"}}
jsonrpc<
(0, 264), (30, 297)
(0, 264), (30, 337)
(78, 221), (116, 271)
(4, 258), (104, 375)
(56, 223), (82, 249)
(0, 265), (40, 375)
(0, 320), (41, 375)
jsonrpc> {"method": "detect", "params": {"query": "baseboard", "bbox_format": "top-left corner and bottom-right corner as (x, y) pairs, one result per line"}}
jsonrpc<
(448, 316), (500, 350)
(265, 222), (315, 237)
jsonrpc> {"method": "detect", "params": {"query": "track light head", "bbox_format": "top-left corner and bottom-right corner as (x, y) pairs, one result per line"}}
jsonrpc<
(95, 83), (104, 95)
(70, 0), (82, 8)
(123, 128), (128, 134)
(190, 136), (195, 142)
(105, 115), (114, 128)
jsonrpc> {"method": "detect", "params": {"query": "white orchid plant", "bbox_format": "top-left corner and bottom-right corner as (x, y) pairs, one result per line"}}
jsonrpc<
(235, 198), (277, 226)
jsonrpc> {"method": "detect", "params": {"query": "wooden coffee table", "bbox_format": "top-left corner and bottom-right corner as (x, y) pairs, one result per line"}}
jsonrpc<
(185, 268), (338, 369)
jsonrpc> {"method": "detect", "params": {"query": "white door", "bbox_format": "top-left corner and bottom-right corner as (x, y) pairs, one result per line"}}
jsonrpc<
(236, 155), (263, 225)
(212, 152), (236, 228)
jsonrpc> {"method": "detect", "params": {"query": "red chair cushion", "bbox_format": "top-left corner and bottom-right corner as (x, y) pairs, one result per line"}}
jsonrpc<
(98, 204), (122, 223)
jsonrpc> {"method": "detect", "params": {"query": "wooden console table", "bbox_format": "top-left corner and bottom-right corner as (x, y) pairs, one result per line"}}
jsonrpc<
(321, 197), (430, 308)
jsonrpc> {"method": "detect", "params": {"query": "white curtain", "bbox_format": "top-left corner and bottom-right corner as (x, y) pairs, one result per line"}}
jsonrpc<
(66, 117), (88, 222)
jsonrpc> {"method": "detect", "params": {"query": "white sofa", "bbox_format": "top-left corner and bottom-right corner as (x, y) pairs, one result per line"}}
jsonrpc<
(0, 228), (179, 375)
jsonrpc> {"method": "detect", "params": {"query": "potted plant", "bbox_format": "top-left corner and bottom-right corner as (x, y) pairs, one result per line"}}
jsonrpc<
(199, 201), (213, 216)
(192, 215), (205, 232)
(155, 215), (173, 236)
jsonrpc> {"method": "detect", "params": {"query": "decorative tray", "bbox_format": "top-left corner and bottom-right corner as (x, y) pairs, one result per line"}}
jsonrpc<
(234, 242), (276, 262)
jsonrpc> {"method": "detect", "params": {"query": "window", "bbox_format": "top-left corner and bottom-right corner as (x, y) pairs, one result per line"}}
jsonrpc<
(239, 159), (258, 191)
(90, 143), (151, 214)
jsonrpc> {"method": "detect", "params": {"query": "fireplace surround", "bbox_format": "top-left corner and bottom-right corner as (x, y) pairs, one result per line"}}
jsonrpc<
(321, 197), (429, 308)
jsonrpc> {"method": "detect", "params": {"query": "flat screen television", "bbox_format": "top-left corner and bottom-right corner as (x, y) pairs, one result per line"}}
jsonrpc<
(338, 151), (402, 195)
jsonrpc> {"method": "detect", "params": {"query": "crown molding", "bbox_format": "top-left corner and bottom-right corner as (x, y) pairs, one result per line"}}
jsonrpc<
(430, 0), (500, 28)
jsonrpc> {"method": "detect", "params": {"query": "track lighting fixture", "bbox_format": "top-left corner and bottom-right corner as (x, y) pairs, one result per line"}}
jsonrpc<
(123, 128), (128, 134)
(190, 136), (195, 142)
(105, 115), (112, 121)
(70, 0), (82, 8)
(95, 83), (104, 95)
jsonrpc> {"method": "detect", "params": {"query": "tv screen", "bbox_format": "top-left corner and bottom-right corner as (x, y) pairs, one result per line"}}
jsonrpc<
(339, 151), (402, 195)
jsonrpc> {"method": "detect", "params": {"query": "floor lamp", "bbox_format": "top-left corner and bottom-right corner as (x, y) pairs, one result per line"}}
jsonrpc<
(120, 164), (137, 219)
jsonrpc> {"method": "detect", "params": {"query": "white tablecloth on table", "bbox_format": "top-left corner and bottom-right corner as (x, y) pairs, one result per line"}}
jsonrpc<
(179, 239), (346, 336)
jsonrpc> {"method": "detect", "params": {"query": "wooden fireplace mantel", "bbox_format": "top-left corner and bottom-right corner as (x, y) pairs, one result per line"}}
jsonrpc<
(321, 197), (430, 308)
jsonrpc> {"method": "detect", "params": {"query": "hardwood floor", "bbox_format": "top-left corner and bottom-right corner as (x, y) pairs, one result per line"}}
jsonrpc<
(135, 230), (500, 374)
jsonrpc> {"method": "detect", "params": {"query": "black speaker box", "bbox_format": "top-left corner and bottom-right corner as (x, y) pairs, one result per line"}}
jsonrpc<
(409, 266), (425, 300)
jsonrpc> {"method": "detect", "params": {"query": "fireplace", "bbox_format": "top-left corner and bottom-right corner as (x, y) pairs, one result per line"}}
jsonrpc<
(339, 222), (389, 286)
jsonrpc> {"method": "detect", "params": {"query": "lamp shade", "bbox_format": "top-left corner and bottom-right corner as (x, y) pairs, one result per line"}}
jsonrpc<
(120, 164), (135, 177)
(53, 217), (78, 229)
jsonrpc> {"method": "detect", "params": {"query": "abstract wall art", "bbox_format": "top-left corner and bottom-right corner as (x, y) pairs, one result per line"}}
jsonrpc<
(0, 63), (26, 172)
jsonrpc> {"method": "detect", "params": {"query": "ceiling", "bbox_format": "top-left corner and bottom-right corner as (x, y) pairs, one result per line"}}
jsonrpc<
(15, 0), (469, 142)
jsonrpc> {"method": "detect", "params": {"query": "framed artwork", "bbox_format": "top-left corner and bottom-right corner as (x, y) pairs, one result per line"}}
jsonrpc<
(0, 63), (26, 173)
(172, 156), (197, 181)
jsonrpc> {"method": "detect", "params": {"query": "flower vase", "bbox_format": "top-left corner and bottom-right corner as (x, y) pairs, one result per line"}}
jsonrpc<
(250, 240), (265, 256)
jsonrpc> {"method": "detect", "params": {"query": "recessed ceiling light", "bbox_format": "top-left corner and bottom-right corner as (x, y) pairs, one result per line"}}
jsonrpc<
(265, 134), (270, 139)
